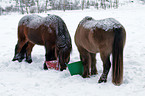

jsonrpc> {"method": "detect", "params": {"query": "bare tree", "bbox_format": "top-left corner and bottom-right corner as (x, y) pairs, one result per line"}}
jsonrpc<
(45, 0), (48, 13)
(20, 0), (24, 14)
(95, 0), (99, 9)
(36, 0), (40, 13)
(63, 0), (65, 11)
(16, 0), (19, 6)
(110, 0), (113, 8)
(101, 0), (106, 9)
(82, 0), (85, 10)
(116, 0), (119, 8)
(24, 0), (29, 14)
(0, 7), (3, 15)
(113, 0), (119, 8)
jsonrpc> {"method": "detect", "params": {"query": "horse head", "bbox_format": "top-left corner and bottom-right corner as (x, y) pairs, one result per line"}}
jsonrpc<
(57, 43), (72, 71)
(52, 14), (72, 71)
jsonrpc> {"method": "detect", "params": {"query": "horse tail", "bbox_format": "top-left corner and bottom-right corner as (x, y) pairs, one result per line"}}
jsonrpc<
(112, 27), (125, 86)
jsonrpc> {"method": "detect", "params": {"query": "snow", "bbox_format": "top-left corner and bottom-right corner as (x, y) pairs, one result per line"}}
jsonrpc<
(0, 4), (145, 96)
(18, 14), (43, 29)
(82, 17), (122, 31)
(18, 14), (62, 29)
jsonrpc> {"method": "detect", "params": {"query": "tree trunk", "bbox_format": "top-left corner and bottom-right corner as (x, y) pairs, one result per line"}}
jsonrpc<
(116, 0), (119, 8)
(63, 0), (65, 12)
(95, 0), (99, 9)
(0, 8), (2, 15)
(45, 0), (48, 13)
(16, 0), (19, 6)
(110, 0), (112, 8)
(82, 0), (85, 10)
(103, 0), (106, 9)
(101, 0), (103, 9)
(51, 0), (55, 10)
(24, 0), (29, 14)
(20, 0), (24, 14)
(36, 0), (40, 13)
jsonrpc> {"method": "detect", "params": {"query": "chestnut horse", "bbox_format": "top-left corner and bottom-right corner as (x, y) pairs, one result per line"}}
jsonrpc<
(12, 14), (72, 71)
(75, 16), (126, 85)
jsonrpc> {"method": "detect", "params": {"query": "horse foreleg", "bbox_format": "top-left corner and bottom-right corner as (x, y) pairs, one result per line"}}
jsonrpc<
(44, 45), (56, 70)
(98, 53), (111, 83)
(90, 53), (98, 75)
(25, 42), (35, 63)
(79, 47), (91, 78)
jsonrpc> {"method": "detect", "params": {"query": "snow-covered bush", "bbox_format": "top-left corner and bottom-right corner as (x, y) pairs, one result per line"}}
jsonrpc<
(0, 0), (144, 15)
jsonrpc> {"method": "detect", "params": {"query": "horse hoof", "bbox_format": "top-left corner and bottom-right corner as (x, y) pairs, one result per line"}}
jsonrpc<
(12, 53), (24, 62)
(12, 56), (19, 61)
(44, 67), (48, 70)
(91, 72), (98, 75)
(91, 70), (98, 75)
(12, 58), (17, 61)
(25, 59), (32, 63)
(82, 74), (89, 78)
(43, 63), (48, 70)
(12, 57), (23, 62)
(98, 78), (107, 83)
(60, 67), (66, 71)
(18, 59), (23, 62)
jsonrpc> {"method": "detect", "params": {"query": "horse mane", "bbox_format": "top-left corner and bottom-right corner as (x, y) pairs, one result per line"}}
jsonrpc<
(50, 15), (72, 49)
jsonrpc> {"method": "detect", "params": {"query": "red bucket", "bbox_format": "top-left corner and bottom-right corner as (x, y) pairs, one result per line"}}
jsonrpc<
(45, 60), (59, 70)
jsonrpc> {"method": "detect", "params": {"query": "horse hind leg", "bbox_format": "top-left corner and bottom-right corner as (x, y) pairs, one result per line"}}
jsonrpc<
(12, 41), (28, 62)
(90, 53), (98, 75)
(12, 26), (28, 62)
(20, 42), (28, 58)
(98, 52), (111, 83)
(25, 42), (35, 63)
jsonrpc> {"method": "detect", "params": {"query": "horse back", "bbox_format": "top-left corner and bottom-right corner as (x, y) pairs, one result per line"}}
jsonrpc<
(18, 15), (58, 45)
(18, 14), (71, 48)
(18, 15), (42, 27)
(75, 17), (125, 54)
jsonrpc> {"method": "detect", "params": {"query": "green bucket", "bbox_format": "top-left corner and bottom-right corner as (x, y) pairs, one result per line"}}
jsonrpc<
(67, 61), (84, 76)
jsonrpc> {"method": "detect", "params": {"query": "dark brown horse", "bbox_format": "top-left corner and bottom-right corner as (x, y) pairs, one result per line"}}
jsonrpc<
(75, 16), (126, 85)
(12, 14), (72, 71)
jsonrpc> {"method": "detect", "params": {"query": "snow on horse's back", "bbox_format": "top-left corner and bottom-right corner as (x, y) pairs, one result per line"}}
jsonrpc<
(12, 14), (72, 71)
(75, 16), (126, 86)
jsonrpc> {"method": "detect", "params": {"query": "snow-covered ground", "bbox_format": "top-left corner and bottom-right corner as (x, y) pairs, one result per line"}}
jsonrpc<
(0, 3), (145, 96)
